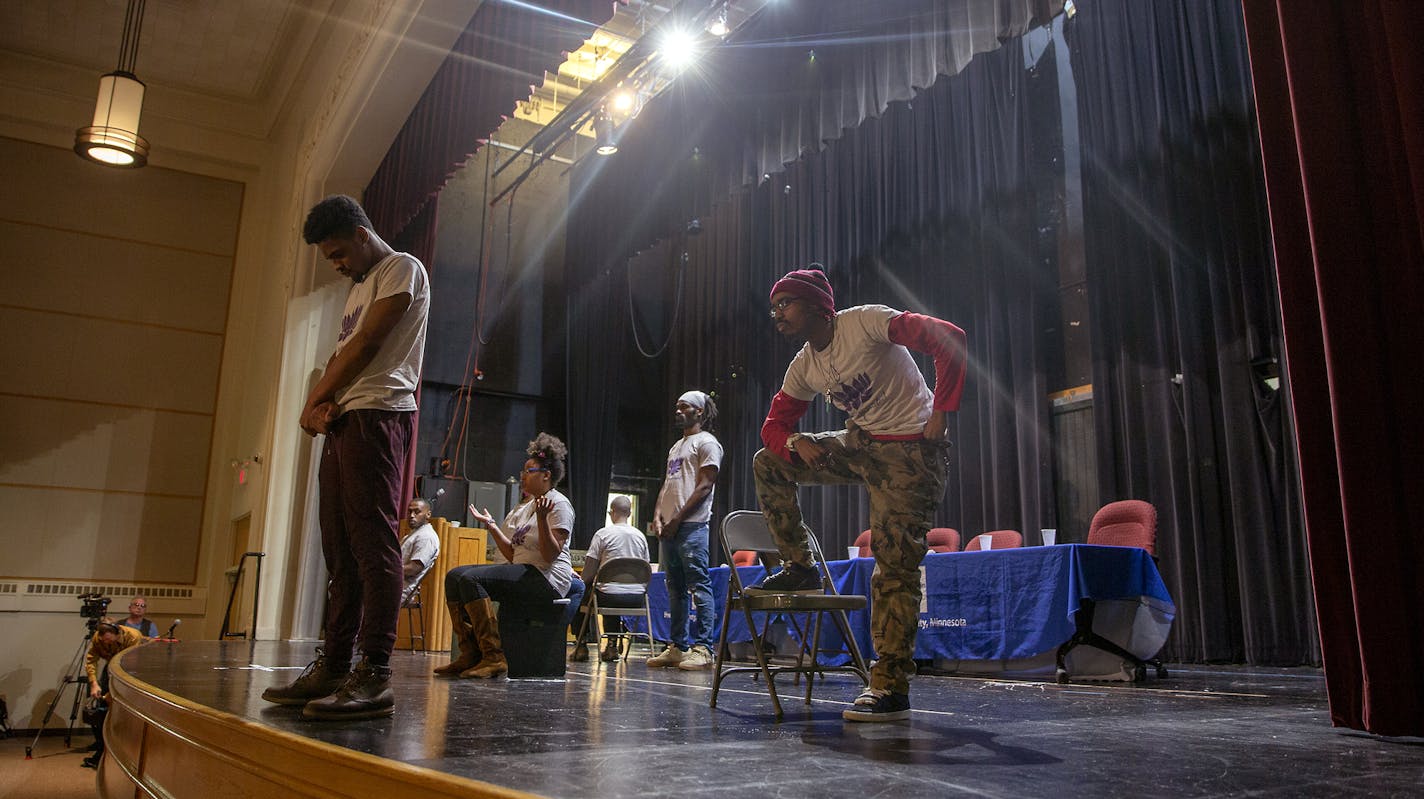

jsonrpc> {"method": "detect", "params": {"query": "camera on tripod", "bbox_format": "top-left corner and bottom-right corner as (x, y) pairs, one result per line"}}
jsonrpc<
(79, 592), (111, 623)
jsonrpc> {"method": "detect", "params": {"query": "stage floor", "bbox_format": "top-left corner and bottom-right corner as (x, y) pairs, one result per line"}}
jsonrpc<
(116, 640), (1422, 798)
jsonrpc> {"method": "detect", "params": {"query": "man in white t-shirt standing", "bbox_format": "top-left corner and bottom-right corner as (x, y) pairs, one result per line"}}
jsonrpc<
(646, 391), (723, 671)
(401, 498), (441, 607)
(262, 195), (429, 721)
(570, 496), (650, 662)
(753, 268), (966, 722)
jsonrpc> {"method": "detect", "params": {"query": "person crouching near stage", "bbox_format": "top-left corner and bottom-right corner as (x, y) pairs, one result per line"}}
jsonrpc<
(434, 433), (576, 679)
(753, 268), (966, 722)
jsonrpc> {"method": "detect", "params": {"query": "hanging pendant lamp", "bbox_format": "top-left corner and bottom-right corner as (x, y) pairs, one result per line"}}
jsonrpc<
(75, 0), (150, 168)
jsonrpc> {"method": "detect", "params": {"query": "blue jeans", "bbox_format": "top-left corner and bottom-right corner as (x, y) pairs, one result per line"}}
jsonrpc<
(661, 521), (715, 650)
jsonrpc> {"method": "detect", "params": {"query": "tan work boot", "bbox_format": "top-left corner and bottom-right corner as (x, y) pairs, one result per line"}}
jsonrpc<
(459, 598), (508, 679)
(433, 600), (481, 676)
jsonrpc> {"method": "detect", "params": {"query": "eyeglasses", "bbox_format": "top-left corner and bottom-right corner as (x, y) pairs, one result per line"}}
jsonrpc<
(769, 297), (799, 317)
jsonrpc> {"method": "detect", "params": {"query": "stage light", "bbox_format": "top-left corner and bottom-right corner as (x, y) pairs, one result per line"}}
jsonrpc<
(611, 90), (636, 113)
(707, 4), (730, 38)
(658, 28), (701, 72)
(595, 108), (619, 155)
(75, 0), (151, 168)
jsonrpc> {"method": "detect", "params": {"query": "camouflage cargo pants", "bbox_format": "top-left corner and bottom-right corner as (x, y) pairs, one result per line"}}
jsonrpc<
(753, 425), (948, 694)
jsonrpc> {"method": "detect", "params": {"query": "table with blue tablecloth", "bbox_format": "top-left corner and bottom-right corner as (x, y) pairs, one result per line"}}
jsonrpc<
(624, 544), (1175, 678)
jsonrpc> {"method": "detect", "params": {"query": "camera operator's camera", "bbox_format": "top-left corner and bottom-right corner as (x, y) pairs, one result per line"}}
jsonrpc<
(79, 592), (111, 620)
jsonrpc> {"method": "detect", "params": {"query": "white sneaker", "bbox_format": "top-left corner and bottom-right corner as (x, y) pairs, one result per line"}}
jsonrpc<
(677, 645), (714, 671)
(646, 644), (685, 667)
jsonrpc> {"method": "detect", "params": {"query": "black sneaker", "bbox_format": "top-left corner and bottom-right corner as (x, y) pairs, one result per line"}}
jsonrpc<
(599, 641), (622, 662)
(302, 658), (394, 720)
(747, 562), (821, 594)
(261, 649), (349, 706)
(842, 689), (911, 722)
(81, 755), (100, 769)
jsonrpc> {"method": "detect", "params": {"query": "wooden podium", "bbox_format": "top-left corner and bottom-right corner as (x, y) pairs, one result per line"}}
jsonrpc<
(395, 518), (486, 653)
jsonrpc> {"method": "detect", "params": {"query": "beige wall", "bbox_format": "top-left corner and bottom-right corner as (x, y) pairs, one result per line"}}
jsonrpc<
(0, 136), (242, 584)
(0, 0), (481, 728)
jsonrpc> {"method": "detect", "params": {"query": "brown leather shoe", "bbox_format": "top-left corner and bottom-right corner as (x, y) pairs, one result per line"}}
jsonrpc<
(302, 658), (394, 720)
(260, 648), (348, 705)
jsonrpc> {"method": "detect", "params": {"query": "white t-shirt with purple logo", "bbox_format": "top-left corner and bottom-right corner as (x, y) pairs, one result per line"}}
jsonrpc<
(586, 523), (650, 596)
(655, 431), (723, 525)
(781, 304), (934, 437)
(334, 252), (429, 413)
(503, 489), (575, 597)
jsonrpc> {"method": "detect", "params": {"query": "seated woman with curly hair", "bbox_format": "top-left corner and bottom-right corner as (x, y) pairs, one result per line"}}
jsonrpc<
(435, 433), (576, 679)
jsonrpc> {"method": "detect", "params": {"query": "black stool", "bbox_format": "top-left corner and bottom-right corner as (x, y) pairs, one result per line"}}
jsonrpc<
(498, 579), (584, 679)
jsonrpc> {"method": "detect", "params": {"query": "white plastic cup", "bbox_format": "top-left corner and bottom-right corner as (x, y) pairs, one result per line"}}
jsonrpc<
(449, 521), (461, 527)
(847, 546), (860, 561)
(1041, 528), (1057, 546)
(978, 534), (993, 550)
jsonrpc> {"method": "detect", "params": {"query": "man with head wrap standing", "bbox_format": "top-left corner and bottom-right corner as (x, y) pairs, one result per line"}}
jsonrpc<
(645, 390), (723, 671)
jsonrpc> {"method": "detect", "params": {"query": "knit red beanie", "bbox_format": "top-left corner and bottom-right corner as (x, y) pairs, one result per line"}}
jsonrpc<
(769, 269), (835, 317)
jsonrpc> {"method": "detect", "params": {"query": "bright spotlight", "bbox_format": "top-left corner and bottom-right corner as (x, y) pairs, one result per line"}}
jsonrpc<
(611, 90), (635, 113)
(658, 28), (700, 72)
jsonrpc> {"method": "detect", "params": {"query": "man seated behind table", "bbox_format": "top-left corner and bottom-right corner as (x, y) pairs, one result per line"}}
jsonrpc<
(570, 496), (651, 662)
(401, 498), (441, 607)
(117, 595), (159, 638)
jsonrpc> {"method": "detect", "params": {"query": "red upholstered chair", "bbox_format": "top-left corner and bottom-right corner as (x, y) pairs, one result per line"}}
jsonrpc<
(964, 530), (1022, 551)
(1086, 499), (1158, 557)
(926, 527), (960, 553)
(852, 529), (873, 558)
(1057, 499), (1167, 683)
(732, 550), (759, 567)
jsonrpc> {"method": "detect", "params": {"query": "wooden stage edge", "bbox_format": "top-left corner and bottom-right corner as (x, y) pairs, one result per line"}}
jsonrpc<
(101, 651), (538, 799)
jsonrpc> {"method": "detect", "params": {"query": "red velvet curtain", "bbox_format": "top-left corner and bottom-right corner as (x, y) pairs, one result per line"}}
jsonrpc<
(386, 198), (441, 517)
(1241, 1), (1424, 736)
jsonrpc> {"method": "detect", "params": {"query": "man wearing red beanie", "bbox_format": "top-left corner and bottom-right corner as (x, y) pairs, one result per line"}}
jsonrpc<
(753, 267), (966, 722)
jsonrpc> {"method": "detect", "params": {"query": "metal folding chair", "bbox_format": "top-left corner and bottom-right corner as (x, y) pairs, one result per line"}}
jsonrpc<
(573, 557), (657, 663)
(402, 584), (425, 651)
(709, 510), (869, 718)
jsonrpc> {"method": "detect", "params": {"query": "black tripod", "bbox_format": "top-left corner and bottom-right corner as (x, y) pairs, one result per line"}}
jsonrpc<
(25, 621), (97, 758)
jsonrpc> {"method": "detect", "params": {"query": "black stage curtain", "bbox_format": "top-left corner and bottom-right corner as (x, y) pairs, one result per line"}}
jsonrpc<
(566, 0), (1314, 667)
(568, 21), (1055, 561)
(1067, 0), (1314, 665)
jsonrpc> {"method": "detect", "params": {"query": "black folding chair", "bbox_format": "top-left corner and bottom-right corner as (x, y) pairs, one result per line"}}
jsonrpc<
(709, 510), (869, 718)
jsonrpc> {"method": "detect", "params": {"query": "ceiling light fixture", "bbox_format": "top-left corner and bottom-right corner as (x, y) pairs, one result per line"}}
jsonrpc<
(75, 0), (150, 168)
